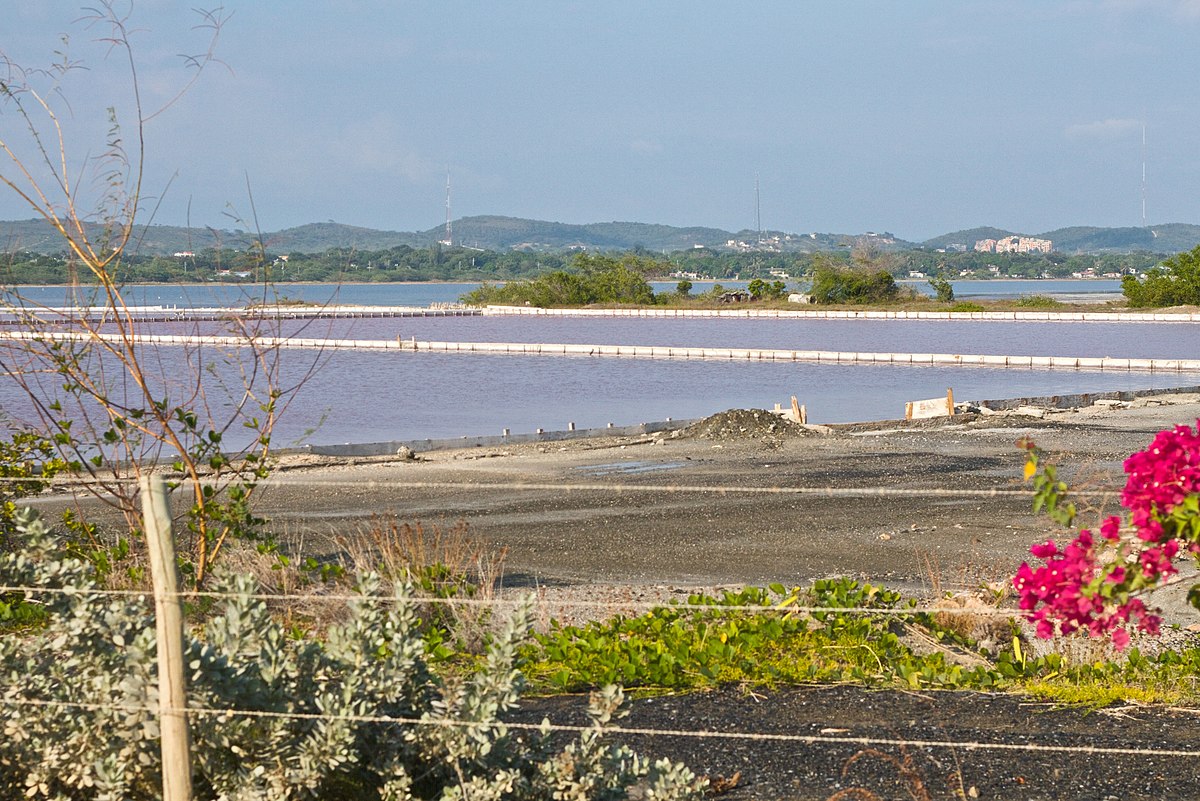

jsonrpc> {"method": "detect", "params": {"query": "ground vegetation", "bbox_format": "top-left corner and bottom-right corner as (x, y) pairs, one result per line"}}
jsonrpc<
(1121, 243), (1200, 307)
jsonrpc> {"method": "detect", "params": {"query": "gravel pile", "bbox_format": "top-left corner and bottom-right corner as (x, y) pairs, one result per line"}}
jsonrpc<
(681, 408), (808, 446)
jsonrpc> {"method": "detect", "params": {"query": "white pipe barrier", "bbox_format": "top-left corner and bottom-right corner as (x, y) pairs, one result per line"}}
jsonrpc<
(4, 330), (1200, 372)
(0, 305), (477, 323)
(10, 303), (1200, 324)
(482, 305), (1200, 323)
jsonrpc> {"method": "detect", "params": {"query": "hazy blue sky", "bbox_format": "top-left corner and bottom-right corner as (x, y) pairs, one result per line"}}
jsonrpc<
(3, 1), (1200, 241)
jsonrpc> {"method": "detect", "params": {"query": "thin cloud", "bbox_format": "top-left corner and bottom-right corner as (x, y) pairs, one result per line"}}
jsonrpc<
(1090, 0), (1200, 18)
(1064, 118), (1142, 140)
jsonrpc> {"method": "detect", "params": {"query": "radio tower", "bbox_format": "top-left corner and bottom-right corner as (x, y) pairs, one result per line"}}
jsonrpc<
(755, 172), (762, 245)
(1141, 123), (1147, 227)
(439, 172), (453, 246)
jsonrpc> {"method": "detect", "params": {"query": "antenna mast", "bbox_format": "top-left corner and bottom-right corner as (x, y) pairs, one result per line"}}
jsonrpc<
(755, 172), (762, 244)
(440, 172), (452, 246)
(1141, 124), (1147, 227)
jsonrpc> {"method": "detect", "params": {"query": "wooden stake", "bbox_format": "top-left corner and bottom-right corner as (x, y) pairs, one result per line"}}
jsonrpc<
(905, 401), (914, 421)
(141, 474), (193, 801)
(947, 387), (955, 417)
(790, 395), (802, 422)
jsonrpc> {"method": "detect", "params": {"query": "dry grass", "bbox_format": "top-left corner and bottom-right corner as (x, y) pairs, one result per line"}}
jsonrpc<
(336, 516), (509, 649)
(214, 535), (352, 630)
(829, 743), (975, 801)
(917, 551), (1015, 654)
(336, 517), (501, 586)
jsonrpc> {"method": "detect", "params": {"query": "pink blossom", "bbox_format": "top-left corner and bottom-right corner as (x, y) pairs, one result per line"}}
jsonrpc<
(1016, 420), (1200, 647)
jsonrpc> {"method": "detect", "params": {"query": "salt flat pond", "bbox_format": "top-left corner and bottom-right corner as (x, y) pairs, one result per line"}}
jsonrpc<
(1, 279), (1186, 447)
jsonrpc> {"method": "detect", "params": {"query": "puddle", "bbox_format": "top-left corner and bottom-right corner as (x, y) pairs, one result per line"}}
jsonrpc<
(575, 460), (687, 476)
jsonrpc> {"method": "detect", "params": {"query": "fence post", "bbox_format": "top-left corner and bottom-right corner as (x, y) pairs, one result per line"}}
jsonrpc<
(141, 473), (194, 801)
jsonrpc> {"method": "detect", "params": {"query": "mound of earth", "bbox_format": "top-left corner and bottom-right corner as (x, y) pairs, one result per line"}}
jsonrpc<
(682, 408), (808, 446)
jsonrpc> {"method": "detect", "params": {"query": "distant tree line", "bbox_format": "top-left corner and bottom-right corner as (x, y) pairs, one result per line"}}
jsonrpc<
(0, 243), (1164, 286)
(0, 246), (572, 285)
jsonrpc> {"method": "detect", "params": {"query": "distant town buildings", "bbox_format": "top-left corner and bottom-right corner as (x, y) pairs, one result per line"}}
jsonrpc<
(974, 236), (1053, 254)
(724, 234), (784, 253)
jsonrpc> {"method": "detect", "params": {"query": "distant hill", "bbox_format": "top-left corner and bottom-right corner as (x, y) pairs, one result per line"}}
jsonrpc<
(921, 227), (1017, 250)
(0, 219), (253, 255)
(2, 215), (1199, 256)
(267, 223), (425, 252)
(1041, 224), (1200, 253)
(434, 215), (737, 251)
(923, 224), (1200, 254)
(1040, 226), (1156, 252)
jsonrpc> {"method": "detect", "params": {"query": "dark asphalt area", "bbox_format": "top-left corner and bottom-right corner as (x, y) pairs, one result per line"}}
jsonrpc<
(513, 684), (1200, 800)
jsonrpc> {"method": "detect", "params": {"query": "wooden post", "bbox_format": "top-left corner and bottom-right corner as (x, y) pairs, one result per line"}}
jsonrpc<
(799, 404), (808, 425)
(905, 401), (914, 421)
(790, 395), (802, 422)
(947, 387), (955, 417)
(141, 474), (193, 801)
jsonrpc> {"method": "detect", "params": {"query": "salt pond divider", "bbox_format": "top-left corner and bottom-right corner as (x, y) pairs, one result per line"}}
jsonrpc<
(5, 330), (1200, 372)
(482, 305), (1200, 323)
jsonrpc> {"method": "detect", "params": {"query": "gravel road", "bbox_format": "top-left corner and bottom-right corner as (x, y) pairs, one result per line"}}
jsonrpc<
(259, 393), (1200, 600)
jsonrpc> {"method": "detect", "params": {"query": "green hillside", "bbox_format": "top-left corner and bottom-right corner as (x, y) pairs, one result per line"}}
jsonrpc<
(435, 216), (735, 251)
(268, 223), (425, 252)
(2, 215), (1199, 257)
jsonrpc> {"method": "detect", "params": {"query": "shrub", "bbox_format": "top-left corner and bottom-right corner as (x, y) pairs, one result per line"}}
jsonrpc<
(0, 509), (704, 799)
(461, 253), (659, 307)
(809, 264), (899, 305)
(1013, 294), (1061, 309)
(747, 278), (787, 301)
(927, 275), (955, 303)
(0, 3), (294, 587)
(1122, 246), (1200, 307)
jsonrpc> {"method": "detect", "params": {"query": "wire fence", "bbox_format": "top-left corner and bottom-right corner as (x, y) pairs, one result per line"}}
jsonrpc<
(2, 471), (1129, 499)
(0, 582), (1030, 618)
(5, 696), (1200, 760)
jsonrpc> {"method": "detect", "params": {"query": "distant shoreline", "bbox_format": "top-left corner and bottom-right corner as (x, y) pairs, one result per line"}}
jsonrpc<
(3, 277), (1125, 289)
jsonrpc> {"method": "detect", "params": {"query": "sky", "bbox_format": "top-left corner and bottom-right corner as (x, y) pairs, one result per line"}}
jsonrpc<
(3, 1), (1200, 242)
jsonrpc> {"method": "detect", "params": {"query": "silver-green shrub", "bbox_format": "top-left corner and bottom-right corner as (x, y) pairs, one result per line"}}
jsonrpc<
(0, 508), (705, 799)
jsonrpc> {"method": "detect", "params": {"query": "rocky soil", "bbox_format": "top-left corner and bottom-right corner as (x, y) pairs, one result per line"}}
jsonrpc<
(512, 685), (1200, 800)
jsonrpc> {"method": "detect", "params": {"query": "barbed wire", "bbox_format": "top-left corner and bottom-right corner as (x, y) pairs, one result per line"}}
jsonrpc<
(0, 583), (1030, 617)
(4, 696), (1199, 760)
(0, 472), (1067, 499)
